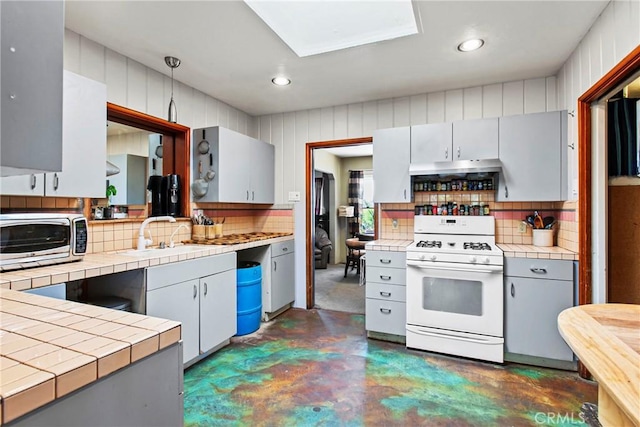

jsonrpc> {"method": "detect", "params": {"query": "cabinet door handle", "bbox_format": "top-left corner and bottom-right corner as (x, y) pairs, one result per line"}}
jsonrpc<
(445, 147), (448, 159)
(53, 173), (59, 190)
(193, 284), (197, 299)
(380, 275), (391, 281)
(380, 291), (391, 297)
(380, 308), (392, 314)
(404, 189), (407, 200)
(510, 283), (515, 297)
(274, 260), (277, 271)
(530, 268), (548, 274)
(246, 190), (249, 200)
(457, 146), (461, 158)
(30, 174), (37, 190)
(380, 259), (391, 264)
(204, 282), (208, 296)
(505, 186), (509, 199)
(252, 191), (255, 201)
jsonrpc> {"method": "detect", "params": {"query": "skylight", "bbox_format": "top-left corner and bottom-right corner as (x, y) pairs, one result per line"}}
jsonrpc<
(244, 1), (418, 57)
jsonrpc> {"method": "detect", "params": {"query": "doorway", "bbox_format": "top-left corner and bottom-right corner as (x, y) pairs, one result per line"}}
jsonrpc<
(305, 137), (373, 310)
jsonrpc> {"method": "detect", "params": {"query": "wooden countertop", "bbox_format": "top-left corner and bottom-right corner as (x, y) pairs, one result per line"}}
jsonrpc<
(498, 244), (578, 260)
(0, 235), (294, 291)
(558, 304), (640, 426)
(364, 240), (412, 251)
(0, 288), (181, 425)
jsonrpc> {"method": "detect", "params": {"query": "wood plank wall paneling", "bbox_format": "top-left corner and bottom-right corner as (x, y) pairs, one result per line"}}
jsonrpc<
(64, 29), (253, 139)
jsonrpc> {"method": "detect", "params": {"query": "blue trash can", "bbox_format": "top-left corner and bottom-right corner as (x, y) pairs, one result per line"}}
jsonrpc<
(236, 261), (262, 335)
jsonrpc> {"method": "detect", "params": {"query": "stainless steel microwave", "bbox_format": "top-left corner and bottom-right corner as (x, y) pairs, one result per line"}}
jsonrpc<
(0, 213), (87, 271)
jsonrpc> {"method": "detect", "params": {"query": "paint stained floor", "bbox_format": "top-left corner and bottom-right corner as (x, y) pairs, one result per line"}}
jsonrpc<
(184, 309), (596, 426)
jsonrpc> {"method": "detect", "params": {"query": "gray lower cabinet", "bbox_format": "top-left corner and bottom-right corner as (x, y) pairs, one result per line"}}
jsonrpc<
(504, 258), (575, 369)
(266, 240), (295, 319)
(146, 252), (237, 367)
(365, 251), (406, 338)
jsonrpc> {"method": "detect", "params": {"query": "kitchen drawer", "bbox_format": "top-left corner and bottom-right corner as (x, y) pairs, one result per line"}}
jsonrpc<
(366, 251), (406, 269)
(271, 240), (294, 256)
(366, 266), (406, 286)
(146, 252), (236, 291)
(365, 299), (406, 336)
(366, 282), (406, 302)
(504, 258), (573, 281)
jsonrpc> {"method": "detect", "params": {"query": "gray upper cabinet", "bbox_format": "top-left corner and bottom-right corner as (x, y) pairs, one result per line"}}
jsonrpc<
(373, 127), (411, 203)
(193, 126), (274, 204)
(497, 111), (568, 201)
(452, 117), (499, 161)
(410, 123), (452, 163)
(1, 1), (64, 176)
(1, 71), (107, 197)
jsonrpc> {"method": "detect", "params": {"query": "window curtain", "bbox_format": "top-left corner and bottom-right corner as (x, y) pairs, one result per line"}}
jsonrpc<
(348, 170), (364, 237)
(608, 98), (639, 177)
(314, 177), (324, 216)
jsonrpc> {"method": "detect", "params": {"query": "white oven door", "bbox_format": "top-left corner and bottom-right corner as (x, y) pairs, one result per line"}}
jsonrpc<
(406, 261), (503, 337)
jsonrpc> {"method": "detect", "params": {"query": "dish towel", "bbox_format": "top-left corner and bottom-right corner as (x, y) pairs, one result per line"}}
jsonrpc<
(359, 255), (366, 286)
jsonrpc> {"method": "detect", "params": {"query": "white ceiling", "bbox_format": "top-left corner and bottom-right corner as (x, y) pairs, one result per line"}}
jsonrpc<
(65, 1), (608, 117)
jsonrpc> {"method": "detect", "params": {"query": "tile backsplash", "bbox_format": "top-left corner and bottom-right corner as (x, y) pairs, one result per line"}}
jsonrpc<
(380, 191), (578, 253)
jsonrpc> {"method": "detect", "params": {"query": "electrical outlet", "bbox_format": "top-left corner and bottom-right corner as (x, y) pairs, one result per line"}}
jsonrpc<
(518, 221), (526, 233)
(288, 191), (301, 202)
(392, 219), (399, 229)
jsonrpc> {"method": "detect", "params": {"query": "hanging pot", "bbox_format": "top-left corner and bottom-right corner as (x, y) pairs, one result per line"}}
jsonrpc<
(198, 129), (210, 154)
(191, 160), (209, 198)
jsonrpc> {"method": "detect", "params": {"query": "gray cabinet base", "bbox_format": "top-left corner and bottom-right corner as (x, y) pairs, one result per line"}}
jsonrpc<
(505, 352), (576, 371)
(367, 330), (406, 345)
(8, 343), (184, 427)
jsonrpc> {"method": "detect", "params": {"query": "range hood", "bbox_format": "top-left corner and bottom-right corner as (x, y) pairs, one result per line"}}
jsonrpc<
(409, 159), (503, 176)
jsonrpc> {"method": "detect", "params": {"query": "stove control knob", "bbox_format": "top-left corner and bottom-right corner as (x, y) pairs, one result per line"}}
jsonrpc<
(419, 254), (426, 261)
(469, 256), (477, 263)
(483, 257), (490, 264)
(430, 255), (437, 262)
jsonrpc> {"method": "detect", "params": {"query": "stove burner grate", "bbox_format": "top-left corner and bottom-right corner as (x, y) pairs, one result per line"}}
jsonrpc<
(416, 240), (442, 248)
(463, 242), (492, 251)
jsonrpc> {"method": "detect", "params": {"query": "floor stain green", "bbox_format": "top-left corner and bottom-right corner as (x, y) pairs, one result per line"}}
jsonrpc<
(184, 309), (596, 426)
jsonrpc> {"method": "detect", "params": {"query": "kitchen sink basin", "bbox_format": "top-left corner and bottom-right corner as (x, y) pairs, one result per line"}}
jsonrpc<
(120, 245), (207, 257)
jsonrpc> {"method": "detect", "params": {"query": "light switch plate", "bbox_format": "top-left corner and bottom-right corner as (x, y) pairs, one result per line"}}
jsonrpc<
(392, 219), (399, 229)
(288, 191), (301, 202)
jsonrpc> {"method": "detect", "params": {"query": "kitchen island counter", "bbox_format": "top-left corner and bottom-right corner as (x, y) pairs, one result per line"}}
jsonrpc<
(558, 304), (639, 427)
(0, 288), (182, 425)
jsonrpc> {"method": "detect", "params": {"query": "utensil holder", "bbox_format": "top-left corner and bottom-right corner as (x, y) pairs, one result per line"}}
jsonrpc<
(192, 225), (206, 241)
(206, 225), (216, 240)
(533, 229), (554, 247)
(214, 223), (223, 238)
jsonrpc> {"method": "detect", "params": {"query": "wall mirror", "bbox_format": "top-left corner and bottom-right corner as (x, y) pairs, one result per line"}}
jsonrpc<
(98, 103), (191, 219)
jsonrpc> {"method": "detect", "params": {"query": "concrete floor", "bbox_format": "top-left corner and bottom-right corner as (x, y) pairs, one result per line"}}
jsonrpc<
(184, 308), (596, 426)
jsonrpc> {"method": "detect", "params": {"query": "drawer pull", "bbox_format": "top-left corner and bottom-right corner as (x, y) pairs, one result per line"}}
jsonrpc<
(530, 268), (548, 274)
(193, 285), (197, 299)
(204, 282), (208, 296)
(380, 275), (391, 280)
(30, 174), (37, 190)
(380, 259), (391, 264)
(282, 247), (288, 252)
(380, 308), (392, 314)
(510, 283), (515, 297)
(379, 291), (391, 297)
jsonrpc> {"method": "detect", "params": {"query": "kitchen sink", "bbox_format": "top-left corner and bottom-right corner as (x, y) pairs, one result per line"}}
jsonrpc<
(120, 245), (208, 257)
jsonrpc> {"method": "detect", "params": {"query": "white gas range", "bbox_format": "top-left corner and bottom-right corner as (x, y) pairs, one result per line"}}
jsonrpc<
(406, 216), (504, 363)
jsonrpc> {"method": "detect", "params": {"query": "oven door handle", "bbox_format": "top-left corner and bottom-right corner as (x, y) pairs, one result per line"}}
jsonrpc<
(406, 260), (503, 274)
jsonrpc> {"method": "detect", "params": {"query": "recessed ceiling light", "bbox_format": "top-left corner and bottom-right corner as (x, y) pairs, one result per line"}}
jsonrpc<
(457, 39), (484, 52)
(272, 77), (291, 86)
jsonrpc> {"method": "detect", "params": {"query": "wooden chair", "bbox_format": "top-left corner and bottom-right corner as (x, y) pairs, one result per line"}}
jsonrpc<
(344, 238), (366, 277)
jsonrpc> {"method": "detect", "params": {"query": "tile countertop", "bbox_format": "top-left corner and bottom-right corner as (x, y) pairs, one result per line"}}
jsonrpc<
(0, 288), (181, 425)
(365, 240), (413, 251)
(497, 244), (578, 261)
(0, 235), (294, 291)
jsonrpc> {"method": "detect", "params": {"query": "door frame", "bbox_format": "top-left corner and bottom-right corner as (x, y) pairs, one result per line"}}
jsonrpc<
(305, 137), (373, 309)
(577, 46), (639, 378)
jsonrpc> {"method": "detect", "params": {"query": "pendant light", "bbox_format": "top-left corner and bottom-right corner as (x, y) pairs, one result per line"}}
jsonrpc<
(165, 56), (181, 123)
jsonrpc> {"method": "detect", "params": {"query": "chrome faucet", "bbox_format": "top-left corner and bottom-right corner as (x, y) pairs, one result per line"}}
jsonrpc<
(137, 216), (176, 250)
